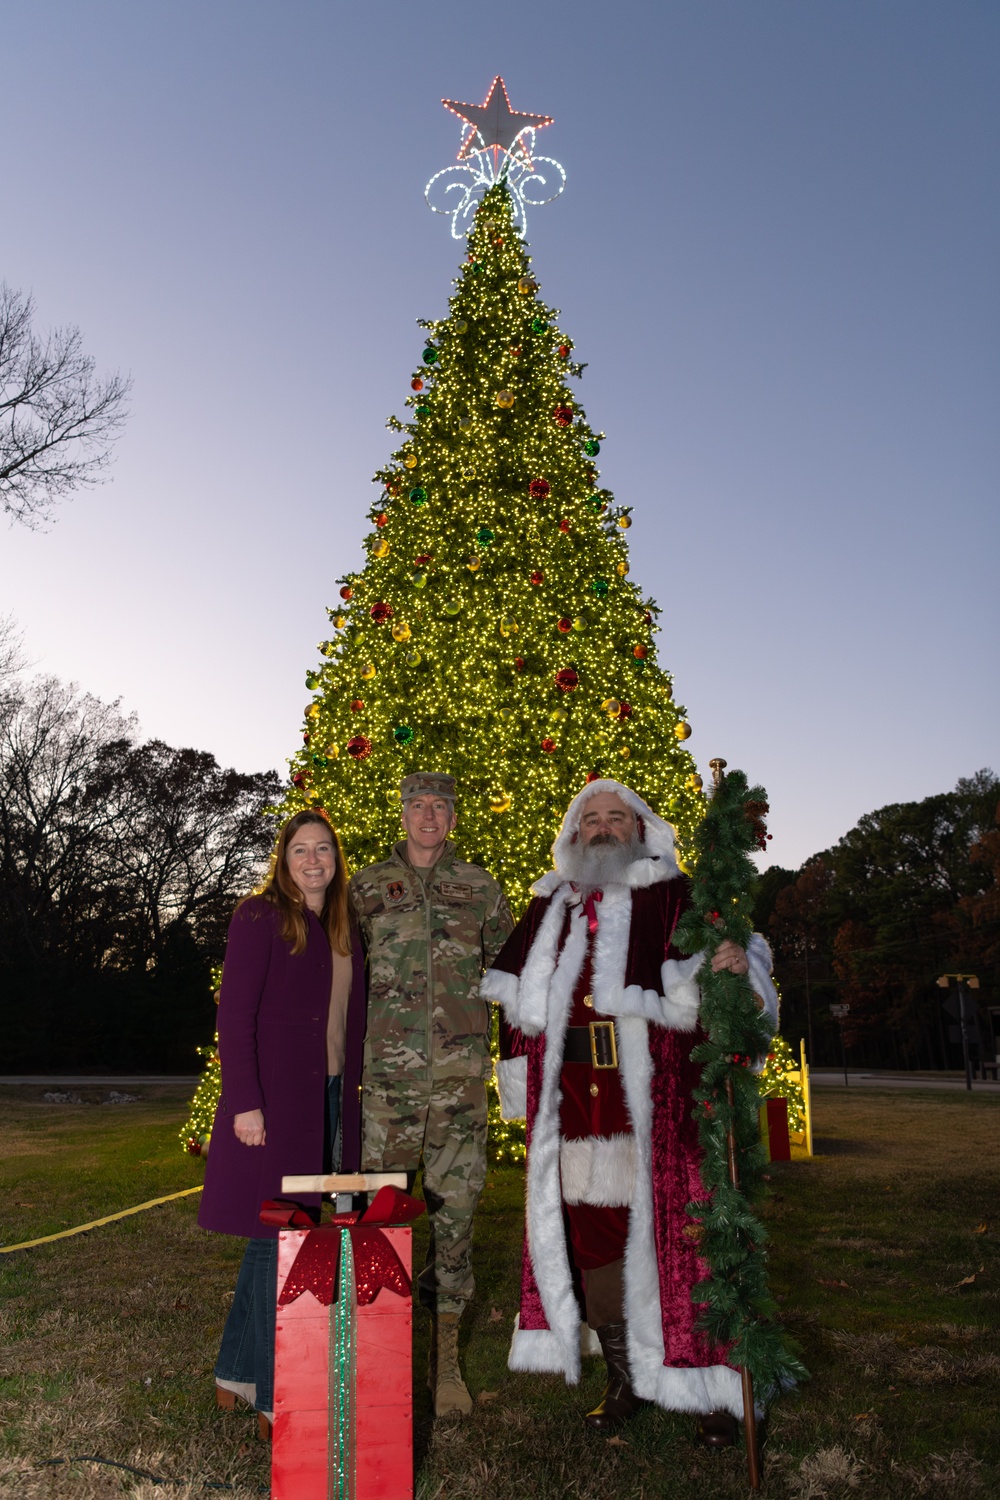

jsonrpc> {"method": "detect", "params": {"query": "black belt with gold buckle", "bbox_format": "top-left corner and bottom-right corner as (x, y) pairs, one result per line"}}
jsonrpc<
(563, 1021), (618, 1069)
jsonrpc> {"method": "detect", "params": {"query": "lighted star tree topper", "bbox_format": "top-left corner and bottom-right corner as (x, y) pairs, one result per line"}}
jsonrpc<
(427, 75), (566, 238)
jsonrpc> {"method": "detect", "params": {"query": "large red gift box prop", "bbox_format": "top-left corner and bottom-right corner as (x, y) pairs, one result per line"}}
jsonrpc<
(758, 1096), (791, 1162)
(269, 1186), (423, 1500)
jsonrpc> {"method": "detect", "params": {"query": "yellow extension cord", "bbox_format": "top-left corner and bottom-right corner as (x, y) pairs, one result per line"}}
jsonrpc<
(0, 1185), (204, 1253)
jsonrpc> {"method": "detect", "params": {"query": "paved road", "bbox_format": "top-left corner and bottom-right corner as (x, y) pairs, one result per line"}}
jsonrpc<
(810, 1070), (1000, 1093)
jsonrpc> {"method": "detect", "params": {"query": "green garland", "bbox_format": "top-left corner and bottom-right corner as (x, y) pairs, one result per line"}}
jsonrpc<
(674, 768), (807, 1406)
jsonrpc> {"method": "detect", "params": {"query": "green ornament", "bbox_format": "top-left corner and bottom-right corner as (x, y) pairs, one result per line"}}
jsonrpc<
(531, 317), (548, 334)
(312, 753), (329, 768)
(393, 725), (415, 745)
(454, 319), (468, 333)
(443, 599), (462, 616)
(458, 415), (472, 430)
(584, 439), (601, 457)
(416, 404), (430, 416)
(476, 526), (496, 546)
(422, 347), (439, 364)
(405, 648), (422, 665)
(409, 487), (428, 506)
(572, 617), (587, 632)
(412, 571), (427, 588)
(590, 578), (610, 597)
(632, 656), (647, 671)
(587, 494), (605, 514)
(305, 672), (319, 690)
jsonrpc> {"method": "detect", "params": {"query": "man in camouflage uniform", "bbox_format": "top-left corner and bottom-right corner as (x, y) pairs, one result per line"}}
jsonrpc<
(349, 772), (513, 1417)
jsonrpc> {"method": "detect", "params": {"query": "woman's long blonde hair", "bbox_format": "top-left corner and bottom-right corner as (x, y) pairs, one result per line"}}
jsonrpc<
(242, 810), (351, 957)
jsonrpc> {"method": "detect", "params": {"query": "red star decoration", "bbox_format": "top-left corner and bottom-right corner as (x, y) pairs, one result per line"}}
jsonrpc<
(442, 76), (553, 168)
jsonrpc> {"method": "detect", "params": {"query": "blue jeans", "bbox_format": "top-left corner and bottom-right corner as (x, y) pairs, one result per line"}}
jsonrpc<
(215, 1237), (277, 1413)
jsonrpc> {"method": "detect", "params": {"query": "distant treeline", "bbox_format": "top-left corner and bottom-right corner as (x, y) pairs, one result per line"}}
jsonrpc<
(755, 771), (1000, 1071)
(0, 673), (281, 1071)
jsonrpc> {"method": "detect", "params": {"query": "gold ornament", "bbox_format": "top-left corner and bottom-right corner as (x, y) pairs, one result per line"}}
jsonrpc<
(462, 467), (476, 481)
(616, 561), (629, 576)
(403, 453), (418, 469)
(326, 744), (339, 759)
(617, 515), (632, 529)
(619, 745), (631, 758)
(372, 537), (390, 558)
(458, 415), (472, 430)
(333, 614), (346, 629)
(360, 663), (376, 681)
(391, 621), (411, 643)
(687, 773), (703, 791)
(572, 616), (587, 632)
(517, 276), (537, 294)
(305, 704), (320, 720)
(674, 721), (692, 741)
(489, 791), (513, 814)
(499, 707), (514, 721)
(454, 318), (468, 333)
(549, 707), (568, 724)
(405, 649), (422, 666)
(496, 390), (515, 409)
(466, 555), (482, 571)
(499, 615), (518, 636)
(601, 698), (621, 717)
(385, 788), (402, 804)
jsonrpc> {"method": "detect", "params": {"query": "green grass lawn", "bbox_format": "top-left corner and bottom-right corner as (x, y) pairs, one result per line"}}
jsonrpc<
(0, 1083), (997, 1497)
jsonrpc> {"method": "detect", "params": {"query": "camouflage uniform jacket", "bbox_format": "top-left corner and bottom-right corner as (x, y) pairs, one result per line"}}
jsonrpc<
(350, 841), (513, 1083)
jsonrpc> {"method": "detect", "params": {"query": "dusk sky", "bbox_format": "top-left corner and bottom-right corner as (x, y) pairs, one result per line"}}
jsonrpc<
(0, 1), (996, 872)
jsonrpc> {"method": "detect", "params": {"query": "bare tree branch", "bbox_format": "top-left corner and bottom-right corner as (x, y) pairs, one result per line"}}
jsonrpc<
(0, 284), (131, 528)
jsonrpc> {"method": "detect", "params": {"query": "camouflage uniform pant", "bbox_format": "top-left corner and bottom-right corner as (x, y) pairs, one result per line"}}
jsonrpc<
(362, 1074), (487, 1317)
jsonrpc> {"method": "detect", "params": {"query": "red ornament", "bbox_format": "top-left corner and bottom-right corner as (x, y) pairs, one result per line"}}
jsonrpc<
(559, 518), (571, 534)
(375, 512), (388, 527)
(339, 586), (353, 601)
(585, 771), (600, 783)
(350, 699), (364, 713)
(557, 617), (572, 633)
(555, 668), (579, 692)
(633, 644), (648, 659)
(530, 570), (544, 586)
(509, 345), (521, 357)
(414, 553), (433, 567)
(385, 478), (402, 497)
(411, 377), (424, 392)
(557, 344), (570, 358)
(347, 735), (372, 760)
(303, 732), (310, 743)
(529, 478), (550, 499)
(553, 405), (573, 427)
(186, 1138), (202, 1157)
(643, 611), (653, 625)
(541, 738), (556, 753)
(292, 772), (306, 789)
(514, 657), (525, 672)
(370, 602), (393, 624)
(618, 701), (633, 720)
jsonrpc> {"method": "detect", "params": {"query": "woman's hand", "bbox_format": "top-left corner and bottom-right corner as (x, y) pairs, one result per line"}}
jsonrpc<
(711, 939), (749, 976)
(234, 1109), (266, 1146)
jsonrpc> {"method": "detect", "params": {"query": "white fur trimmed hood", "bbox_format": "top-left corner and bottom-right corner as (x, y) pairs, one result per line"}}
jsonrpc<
(531, 780), (680, 897)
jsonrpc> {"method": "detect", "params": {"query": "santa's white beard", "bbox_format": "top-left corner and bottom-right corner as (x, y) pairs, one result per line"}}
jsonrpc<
(559, 832), (644, 891)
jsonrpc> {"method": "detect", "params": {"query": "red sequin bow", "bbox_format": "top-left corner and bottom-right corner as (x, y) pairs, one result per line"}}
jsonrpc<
(265, 1186), (426, 1308)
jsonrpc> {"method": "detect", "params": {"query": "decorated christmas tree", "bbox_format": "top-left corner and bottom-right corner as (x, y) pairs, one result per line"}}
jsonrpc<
(285, 163), (702, 906)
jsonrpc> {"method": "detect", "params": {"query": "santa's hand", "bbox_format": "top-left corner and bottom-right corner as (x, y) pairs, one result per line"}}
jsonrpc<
(711, 940), (749, 976)
(234, 1109), (266, 1146)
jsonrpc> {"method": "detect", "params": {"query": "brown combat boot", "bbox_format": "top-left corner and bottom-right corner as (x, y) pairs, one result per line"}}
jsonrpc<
(430, 1311), (473, 1417)
(583, 1322), (647, 1430)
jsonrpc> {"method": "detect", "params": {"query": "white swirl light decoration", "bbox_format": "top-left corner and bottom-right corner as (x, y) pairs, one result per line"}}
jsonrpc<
(425, 129), (566, 239)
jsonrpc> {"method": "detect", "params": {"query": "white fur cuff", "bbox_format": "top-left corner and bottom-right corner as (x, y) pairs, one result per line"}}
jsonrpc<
(660, 951), (704, 1030)
(495, 1056), (527, 1121)
(480, 967), (519, 1008)
(747, 933), (779, 1032)
(508, 1323), (573, 1377)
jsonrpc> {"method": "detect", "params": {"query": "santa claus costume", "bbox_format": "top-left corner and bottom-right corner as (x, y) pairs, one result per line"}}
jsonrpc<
(480, 780), (777, 1423)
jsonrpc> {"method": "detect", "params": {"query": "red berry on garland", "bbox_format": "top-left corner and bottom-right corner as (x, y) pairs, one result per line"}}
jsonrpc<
(350, 699), (364, 713)
(514, 657), (525, 672)
(559, 518), (571, 534)
(530, 570), (544, 586)
(346, 735), (372, 760)
(529, 477), (550, 499)
(411, 377), (424, 391)
(557, 617), (572, 633)
(370, 602), (393, 624)
(541, 737), (556, 753)
(553, 405), (573, 427)
(375, 512), (388, 527)
(618, 701), (633, 719)
(633, 644), (648, 659)
(339, 586), (353, 600)
(555, 668), (579, 692)
(558, 344), (570, 358)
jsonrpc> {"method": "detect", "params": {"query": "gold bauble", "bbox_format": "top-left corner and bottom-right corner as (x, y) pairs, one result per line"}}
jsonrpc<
(326, 744), (339, 759)
(572, 616), (587, 632)
(458, 415), (472, 430)
(489, 792), (513, 814)
(385, 788), (402, 804)
(403, 453), (418, 469)
(405, 649), (422, 666)
(333, 614), (346, 629)
(499, 707), (514, 721)
(462, 467), (476, 481)
(372, 538), (390, 558)
(305, 704), (320, 720)
(499, 615), (518, 636)
(517, 276), (536, 294)
(616, 561), (629, 576)
(454, 319), (468, 334)
(549, 707), (568, 724)
(466, 555), (482, 572)
(687, 773), (703, 791)
(391, 621), (411, 643)
(360, 663), (376, 681)
(601, 698), (621, 717)
(617, 515), (632, 529)
(619, 745), (631, 759)
(674, 721), (692, 741)
(496, 390), (515, 409)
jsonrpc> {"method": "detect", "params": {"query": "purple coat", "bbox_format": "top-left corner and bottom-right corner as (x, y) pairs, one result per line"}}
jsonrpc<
(198, 896), (366, 1240)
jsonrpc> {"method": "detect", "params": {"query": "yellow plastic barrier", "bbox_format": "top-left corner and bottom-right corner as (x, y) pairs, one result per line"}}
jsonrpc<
(0, 1185), (203, 1253)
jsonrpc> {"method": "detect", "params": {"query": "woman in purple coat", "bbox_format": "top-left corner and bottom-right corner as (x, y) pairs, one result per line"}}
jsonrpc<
(198, 810), (366, 1432)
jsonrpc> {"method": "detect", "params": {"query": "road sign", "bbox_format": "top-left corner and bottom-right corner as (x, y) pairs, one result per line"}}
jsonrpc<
(830, 1004), (850, 1019)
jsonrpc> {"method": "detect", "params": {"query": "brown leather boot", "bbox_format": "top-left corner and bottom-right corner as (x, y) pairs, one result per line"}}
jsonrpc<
(583, 1322), (646, 1430)
(430, 1311), (473, 1417)
(695, 1409), (739, 1447)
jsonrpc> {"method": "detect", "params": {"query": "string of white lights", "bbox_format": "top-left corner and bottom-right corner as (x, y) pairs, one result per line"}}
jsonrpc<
(425, 127), (566, 239)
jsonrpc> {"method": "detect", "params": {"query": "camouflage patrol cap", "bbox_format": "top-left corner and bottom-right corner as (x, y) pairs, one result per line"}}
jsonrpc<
(400, 771), (457, 803)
